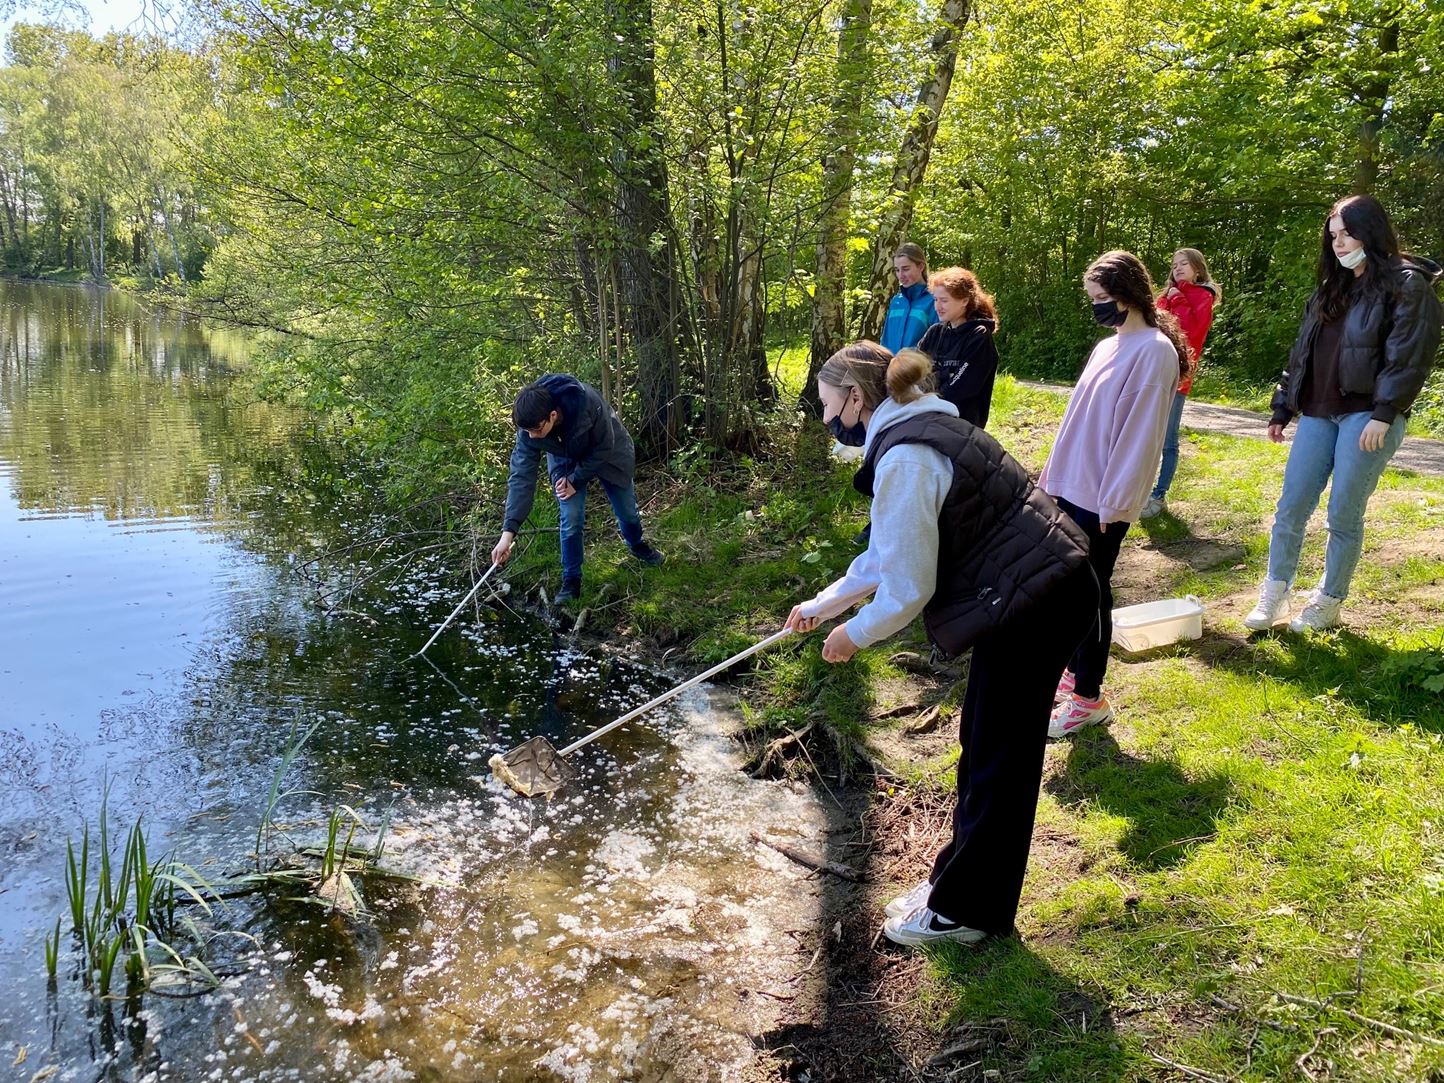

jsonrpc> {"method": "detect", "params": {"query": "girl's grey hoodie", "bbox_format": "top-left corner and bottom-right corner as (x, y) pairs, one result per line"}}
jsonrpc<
(800, 393), (957, 647)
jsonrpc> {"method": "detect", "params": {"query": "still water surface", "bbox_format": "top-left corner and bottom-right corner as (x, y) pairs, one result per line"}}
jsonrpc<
(0, 282), (825, 1081)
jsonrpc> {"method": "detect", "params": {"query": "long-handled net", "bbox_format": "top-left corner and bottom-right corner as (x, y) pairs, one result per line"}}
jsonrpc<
(489, 628), (795, 797)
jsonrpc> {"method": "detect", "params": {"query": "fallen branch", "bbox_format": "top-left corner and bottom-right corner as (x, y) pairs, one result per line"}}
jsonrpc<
(1146, 1052), (1229, 1082)
(1275, 992), (1444, 1048)
(905, 703), (952, 735)
(888, 651), (962, 679)
(870, 698), (932, 722)
(750, 831), (864, 882)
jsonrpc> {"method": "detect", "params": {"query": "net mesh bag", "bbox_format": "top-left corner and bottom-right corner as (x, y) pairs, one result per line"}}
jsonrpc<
(488, 736), (574, 798)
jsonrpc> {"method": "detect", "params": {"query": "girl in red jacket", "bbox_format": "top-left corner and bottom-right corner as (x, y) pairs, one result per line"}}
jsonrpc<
(1141, 248), (1219, 518)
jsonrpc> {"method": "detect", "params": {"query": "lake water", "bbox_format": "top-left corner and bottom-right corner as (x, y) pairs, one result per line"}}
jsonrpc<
(0, 282), (827, 1082)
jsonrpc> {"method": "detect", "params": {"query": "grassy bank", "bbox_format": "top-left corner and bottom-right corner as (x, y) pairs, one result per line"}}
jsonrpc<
(499, 374), (1444, 1079)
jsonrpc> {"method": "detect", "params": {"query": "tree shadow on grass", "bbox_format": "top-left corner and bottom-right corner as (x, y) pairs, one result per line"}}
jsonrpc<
(1200, 625), (1444, 734)
(1045, 730), (1234, 870)
(1130, 505), (1247, 568)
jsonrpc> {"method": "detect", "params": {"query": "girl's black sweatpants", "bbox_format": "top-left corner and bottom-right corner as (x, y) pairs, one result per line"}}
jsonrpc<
(925, 562), (1098, 936)
(1056, 497), (1129, 701)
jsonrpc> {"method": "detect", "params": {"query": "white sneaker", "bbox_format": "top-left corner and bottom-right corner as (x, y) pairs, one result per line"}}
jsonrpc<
(1141, 496), (1166, 518)
(1244, 578), (1291, 630)
(883, 906), (986, 947)
(1289, 590), (1343, 632)
(884, 878), (932, 921)
(1048, 694), (1113, 739)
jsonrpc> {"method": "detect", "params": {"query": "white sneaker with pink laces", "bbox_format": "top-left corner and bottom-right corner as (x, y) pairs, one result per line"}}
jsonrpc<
(1048, 693), (1112, 739)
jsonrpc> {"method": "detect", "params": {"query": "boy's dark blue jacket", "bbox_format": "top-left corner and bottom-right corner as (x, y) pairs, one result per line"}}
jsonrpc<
(502, 374), (636, 534)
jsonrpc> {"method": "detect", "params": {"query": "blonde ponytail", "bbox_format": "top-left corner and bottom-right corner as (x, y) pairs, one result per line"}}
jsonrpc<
(888, 348), (935, 404)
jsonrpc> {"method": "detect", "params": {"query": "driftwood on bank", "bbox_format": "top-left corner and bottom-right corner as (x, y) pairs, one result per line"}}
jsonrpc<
(750, 830), (864, 882)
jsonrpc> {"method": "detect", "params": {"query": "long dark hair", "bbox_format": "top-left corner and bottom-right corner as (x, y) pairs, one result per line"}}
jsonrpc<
(1085, 250), (1193, 378)
(1315, 194), (1402, 321)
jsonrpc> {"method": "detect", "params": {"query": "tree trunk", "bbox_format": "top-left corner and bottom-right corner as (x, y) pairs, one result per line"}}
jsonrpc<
(0, 167), (17, 243)
(1352, 19), (1398, 195)
(157, 190), (186, 281)
(609, 0), (683, 452)
(802, 0), (873, 413)
(96, 200), (106, 279)
(855, 0), (972, 340)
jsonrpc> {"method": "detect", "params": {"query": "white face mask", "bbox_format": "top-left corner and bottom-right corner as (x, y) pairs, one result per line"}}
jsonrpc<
(1338, 246), (1367, 270)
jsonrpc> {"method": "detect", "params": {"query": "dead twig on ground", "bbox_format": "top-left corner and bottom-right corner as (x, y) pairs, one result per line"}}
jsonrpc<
(1275, 991), (1444, 1048)
(750, 831), (864, 882)
(1147, 1051), (1230, 1082)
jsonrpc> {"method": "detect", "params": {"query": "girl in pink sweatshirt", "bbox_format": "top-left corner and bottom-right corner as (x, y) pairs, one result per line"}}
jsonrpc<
(1039, 250), (1192, 739)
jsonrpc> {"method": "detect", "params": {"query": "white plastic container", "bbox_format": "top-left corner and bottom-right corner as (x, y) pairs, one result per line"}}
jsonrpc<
(1111, 595), (1204, 652)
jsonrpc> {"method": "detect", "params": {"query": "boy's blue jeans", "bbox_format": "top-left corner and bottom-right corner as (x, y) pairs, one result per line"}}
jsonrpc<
(558, 478), (645, 584)
(1266, 412), (1405, 600)
(1150, 391), (1188, 500)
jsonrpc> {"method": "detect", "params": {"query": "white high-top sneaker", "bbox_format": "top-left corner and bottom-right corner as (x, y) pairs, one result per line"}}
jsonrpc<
(1289, 589), (1343, 632)
(884, 878), (933, 921)
(1244, 578), (1291, 630)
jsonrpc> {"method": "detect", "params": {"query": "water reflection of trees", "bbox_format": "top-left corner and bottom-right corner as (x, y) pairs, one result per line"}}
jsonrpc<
(1, 280), (689, 856)
(0, 281), (286, 520)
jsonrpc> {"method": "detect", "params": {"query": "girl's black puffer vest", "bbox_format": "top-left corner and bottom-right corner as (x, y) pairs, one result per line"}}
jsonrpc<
(854, 413), (1091, 658)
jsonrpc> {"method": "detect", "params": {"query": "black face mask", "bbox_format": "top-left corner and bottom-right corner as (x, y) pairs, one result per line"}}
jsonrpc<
(1091, 300), (1127, 327)
(827, 414), (867, 447)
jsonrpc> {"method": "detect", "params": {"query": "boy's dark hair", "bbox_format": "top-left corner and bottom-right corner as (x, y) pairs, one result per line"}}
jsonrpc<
(513, 383), (556, 429)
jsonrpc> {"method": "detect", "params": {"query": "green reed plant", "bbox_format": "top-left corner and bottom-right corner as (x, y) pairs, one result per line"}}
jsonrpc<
(43, 917), (60, 980)
(320, 804), (364, 882)
(256, 718), (322, 869)
(52, 792), (220, 1000)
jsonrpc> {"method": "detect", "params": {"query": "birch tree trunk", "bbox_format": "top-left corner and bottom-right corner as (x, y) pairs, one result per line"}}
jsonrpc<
(855, 0), (971, 340)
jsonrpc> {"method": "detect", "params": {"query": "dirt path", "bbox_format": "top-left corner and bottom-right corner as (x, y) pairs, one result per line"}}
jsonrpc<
(1020, 380), (1444, 476)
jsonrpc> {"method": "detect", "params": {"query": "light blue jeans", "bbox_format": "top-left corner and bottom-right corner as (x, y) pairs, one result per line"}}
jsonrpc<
(558, 478), (646, 584)
(1150, 391), (1188, 500)
(1266, 412), (1406, 599)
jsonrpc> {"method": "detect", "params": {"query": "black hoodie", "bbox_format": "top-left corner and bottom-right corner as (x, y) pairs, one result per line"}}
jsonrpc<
(917, 317), (1000, 429)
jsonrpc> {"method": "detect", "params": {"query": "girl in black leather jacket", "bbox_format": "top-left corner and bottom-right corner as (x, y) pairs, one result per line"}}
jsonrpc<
(1246, 195), (1442, 633)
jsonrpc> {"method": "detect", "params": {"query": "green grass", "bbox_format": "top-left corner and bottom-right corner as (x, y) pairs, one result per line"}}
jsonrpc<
(965, 624), (1444, 1080)
(766, 340), (812, 401)
(496, 366), (1444, 1077)
(917, 400), (1444, 1078)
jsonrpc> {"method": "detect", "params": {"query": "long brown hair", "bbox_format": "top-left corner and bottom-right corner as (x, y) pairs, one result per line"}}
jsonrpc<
(928, 266), (998, 323)
(818, 341), (935, 408)
(1086, 250), (1192, 378)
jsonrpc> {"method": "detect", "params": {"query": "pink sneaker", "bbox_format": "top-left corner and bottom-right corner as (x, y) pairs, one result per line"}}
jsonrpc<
(1048, 693), (1113, 739)
(1054, 670), (1076, 703)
